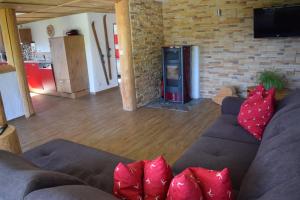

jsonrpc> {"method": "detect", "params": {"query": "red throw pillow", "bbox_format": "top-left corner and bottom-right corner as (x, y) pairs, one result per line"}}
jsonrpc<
(113, 161), (144, 200)
(238, 85), (276, 140)
(144, 156), (173, 200)
(167, 168), (204, 200)
(190, 167), (233, 200)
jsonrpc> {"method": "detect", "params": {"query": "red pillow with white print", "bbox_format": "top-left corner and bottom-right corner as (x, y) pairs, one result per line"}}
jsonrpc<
(238, 84), (276, 140)
(190, 167), (233, 200)
(144, 156), (173, 200)
(113, 161), (144, 200)
(167, 168), (204, 200)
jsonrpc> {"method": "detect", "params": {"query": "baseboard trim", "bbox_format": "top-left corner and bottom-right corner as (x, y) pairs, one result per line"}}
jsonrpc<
(30, 88), (90, 99)
(90, 86), (119, 95)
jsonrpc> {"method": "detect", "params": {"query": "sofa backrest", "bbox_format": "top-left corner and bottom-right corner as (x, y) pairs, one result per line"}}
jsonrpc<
(238, 90), (300, 200)
(0, 150), (84, 200)
(275, 89), (300, 111)
(262, 89), (300, 141)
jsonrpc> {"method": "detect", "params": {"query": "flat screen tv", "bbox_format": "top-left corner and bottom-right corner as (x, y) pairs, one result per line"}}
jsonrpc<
(254, 6), (300, 38)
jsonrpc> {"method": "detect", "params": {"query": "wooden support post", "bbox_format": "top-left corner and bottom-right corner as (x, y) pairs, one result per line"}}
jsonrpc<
(0, 92), (7, 126)
(0, 8), (34, 118)
(115, 0), (137, 111)
(0, 125), (22, 154)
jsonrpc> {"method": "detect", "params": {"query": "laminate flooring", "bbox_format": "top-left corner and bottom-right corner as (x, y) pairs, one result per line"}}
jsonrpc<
(11, 88), (220, 164)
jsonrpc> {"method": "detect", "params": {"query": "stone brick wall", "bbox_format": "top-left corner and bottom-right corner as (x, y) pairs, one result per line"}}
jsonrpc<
(129, 0), (163, 106)
(163, 0), (300, 97)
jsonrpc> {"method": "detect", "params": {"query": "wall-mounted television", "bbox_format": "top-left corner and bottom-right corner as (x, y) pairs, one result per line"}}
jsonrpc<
(254, 6), (300, 38)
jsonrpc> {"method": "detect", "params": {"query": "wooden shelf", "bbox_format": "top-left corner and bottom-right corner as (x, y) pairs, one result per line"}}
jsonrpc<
(0, 64), (15, 74)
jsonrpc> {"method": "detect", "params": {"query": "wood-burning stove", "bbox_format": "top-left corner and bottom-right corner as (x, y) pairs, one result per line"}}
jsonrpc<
(162, 46), (191, 104)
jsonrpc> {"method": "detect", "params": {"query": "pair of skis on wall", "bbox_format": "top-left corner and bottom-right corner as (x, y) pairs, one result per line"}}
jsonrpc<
(91, 15), (112, 86)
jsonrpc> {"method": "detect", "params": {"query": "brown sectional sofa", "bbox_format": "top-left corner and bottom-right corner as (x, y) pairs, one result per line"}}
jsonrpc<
(0, 90), (300, 200)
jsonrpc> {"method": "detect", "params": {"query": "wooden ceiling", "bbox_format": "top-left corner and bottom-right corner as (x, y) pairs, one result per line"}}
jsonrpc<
(0, 0), (116, 24)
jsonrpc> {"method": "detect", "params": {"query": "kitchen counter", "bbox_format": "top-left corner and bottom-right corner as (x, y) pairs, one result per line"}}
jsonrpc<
(2, 61), (52, 64)
(24, 61), (52, 70)
(24, 60), (52, 64)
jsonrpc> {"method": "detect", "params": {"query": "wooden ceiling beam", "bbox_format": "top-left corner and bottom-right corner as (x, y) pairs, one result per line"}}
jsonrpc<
(0, 3), (114, 12)
(0, 0), (115, 24)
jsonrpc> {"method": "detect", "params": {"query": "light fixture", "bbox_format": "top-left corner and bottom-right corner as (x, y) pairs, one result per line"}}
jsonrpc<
(217, 9), (222, 17)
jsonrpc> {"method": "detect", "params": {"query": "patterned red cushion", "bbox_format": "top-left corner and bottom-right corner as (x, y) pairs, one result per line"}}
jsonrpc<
(167, 168), (204, 200)
(113, 161), (144, 200)
(144, 156), (173, 200)
(238, 85), (276, 140)
(190, 167), (233, 200)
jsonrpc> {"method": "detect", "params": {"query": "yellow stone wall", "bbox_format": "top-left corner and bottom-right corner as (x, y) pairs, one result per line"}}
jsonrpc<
(129, 0), (164, 106)
(163, 0), (300, 97)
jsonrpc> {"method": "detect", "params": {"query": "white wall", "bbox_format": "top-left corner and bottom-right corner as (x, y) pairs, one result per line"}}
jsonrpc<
(20, 12), (118, 93)
(0, 72), (24, 120)
(86, 13), (119, 92)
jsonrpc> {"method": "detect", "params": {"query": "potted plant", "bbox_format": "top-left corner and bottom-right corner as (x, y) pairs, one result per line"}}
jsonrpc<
(258, 70), (286, 91)
(252, 70), (288, 100)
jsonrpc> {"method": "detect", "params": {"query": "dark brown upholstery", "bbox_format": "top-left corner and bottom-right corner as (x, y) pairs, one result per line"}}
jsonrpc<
(23, 139), (132, 194)
(238, 92), (300, 200)
(0, 150), (84, 200)
(1, 90), (299, 200)
(24, 185), (118, 200)
(173, 135), (259, 190)
(174, 90), (300, 200)
(202, 114), (260, 145)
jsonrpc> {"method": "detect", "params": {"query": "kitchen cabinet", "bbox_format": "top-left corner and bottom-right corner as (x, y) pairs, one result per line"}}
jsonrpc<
(50, 36), (88, 96)
(19, 29), (32, 44)
(40, 66), (56, 92)
(24, 62), (56, 92)
(25, 63), (43, 90)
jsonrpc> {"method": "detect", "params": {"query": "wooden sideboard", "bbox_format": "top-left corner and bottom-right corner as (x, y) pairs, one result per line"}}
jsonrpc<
(50, 35), (89, 98)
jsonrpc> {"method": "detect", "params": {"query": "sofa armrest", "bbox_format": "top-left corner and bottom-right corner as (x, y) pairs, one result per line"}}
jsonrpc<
(221, 96), (245, 116)
(0, 150), (84, 200)
(25, 185), (119, 200)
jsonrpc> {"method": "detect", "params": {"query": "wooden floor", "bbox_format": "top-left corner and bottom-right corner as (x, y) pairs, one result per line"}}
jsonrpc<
(11, 88), (220, 164)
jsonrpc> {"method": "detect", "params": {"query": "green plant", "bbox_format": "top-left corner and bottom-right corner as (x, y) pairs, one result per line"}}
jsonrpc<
(258, 71), (286, 90)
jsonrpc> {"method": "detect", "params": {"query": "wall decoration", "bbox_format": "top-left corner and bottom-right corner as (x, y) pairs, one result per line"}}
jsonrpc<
(47, 25), (55, 37)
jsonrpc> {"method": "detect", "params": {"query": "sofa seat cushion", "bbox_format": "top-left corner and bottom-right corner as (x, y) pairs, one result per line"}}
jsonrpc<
(203, 115), (260, 145)
(25, 185), (118, 200)
(172, 136), (259, 190)
(221, 97), (245, 116)
(238, 106), (300, 200)
(22, 139), (132, 194)
(0, 150), (84, 200)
